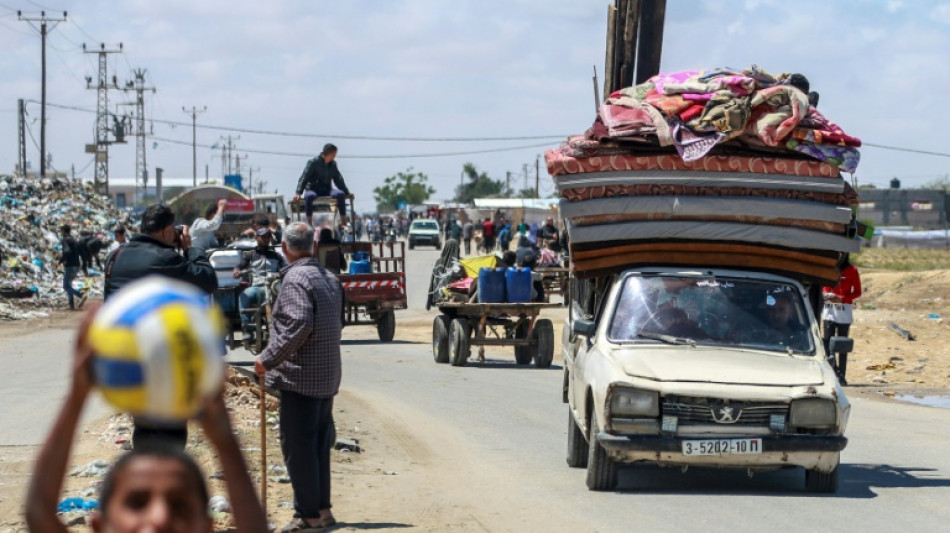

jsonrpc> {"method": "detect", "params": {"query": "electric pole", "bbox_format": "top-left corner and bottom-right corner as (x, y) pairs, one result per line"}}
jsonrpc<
(18, 10), (67, 179)
(535, 154), (541, 199)
(83, 42), (123, 196)
(220, 135), (239, 175)
(182, 105), (206, 187)
(121, 68), (155, 201)
(17, 99), (27, 178)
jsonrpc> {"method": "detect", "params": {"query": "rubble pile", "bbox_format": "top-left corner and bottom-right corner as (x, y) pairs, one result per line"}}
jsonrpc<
(0, 175), (126, 318)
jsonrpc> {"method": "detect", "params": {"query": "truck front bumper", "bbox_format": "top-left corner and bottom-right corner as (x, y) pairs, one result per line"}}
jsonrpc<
(597, 433), (847, 472)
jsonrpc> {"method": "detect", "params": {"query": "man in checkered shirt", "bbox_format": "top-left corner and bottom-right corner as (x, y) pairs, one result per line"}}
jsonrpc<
(254, 221), (343, 531)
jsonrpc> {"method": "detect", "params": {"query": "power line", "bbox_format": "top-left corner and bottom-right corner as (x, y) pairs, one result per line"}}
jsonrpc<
(150, 135), (553, 159)
(33, 100), (566, 142)
(863, 143), (950, 159)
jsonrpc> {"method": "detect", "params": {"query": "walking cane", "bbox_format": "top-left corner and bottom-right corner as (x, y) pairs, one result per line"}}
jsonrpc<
(259, 374), (268, 515)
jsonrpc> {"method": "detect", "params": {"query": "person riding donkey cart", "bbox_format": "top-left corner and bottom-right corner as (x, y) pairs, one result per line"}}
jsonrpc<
(294, 143), (354, 226)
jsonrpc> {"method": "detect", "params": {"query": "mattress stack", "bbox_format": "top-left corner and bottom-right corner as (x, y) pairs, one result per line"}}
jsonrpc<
(548, 67), (862, 285)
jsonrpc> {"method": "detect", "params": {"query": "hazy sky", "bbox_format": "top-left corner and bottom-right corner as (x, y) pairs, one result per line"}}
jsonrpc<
(1, 0), (949, 211)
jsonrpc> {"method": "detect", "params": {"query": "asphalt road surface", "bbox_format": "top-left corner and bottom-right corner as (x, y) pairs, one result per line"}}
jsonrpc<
(224, 245), (950, 532)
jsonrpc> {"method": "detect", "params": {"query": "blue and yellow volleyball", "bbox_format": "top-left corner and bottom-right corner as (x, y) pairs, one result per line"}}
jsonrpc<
(88, 277), (226, 420)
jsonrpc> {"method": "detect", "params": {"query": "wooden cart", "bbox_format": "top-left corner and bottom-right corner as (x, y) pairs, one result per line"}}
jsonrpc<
(432, 302), (559, 368)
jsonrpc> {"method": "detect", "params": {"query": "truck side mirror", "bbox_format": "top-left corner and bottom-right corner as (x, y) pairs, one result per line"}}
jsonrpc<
(573, 319), (596, 338)
(828, 336), (854, 354)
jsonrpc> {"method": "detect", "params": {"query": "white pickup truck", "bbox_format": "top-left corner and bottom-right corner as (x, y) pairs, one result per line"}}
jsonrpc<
(563, 268), (852, 492)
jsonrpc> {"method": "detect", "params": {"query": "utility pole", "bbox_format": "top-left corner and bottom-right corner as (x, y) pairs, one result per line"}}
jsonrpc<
(18, 10), (67, 179)
(535, 155), (541, 199)
(220, 135), (238, 174)
(17, 99), (27, 178)
(121, 68), (155, 200)
(83, 42), (123, 196)
(182, 105), (206, 187)
(506, 171), (511, 195)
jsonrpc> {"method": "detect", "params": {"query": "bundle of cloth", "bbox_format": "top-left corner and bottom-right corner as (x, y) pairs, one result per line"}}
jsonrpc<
(580, 65), (861, 173)
(545, 66), (863, 285)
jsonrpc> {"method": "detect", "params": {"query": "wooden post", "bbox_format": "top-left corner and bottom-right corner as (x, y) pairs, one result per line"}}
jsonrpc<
(611, 0), (628, 93)
(259, 374), (268, 514)
(621, 0), (641, 88)
(635, 0), (666, 85)
(603, 4), (617, 98)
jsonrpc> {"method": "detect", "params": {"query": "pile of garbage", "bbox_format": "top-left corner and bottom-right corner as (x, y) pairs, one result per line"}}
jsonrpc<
(0, 174), (126, 318)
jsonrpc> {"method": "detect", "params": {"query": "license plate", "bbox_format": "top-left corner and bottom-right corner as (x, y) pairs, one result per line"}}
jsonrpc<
(682, 438), (762, 456)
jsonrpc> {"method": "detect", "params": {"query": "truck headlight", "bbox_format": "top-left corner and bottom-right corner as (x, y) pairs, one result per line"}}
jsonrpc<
(790, 399), (837, 428)
(609, 387), (659, 418)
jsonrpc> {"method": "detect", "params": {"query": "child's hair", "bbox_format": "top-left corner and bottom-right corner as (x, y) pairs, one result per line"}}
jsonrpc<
(99, 445), (209, 517)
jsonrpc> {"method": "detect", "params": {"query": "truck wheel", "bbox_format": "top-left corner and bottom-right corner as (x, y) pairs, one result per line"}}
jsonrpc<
(448, 318), (470, 367)
(586, 417), (618, 491)
(533, 318), (555, 369)
(376, 310), (396, 343)
(409, 240), (415, 250)
(432, 315), (451, 364)
(514, 321), (532, 365)
(805, 459), (840, 493)
(435, 240), (442, 250)
(567, 408), (589, 468)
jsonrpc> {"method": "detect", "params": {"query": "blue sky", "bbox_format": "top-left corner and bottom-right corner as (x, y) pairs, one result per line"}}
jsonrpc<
(1, 0), (948, 210)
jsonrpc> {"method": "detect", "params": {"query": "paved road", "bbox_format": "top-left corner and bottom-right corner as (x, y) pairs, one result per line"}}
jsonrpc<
(225, 244), (950, 532)
(0, 324), (108, 446)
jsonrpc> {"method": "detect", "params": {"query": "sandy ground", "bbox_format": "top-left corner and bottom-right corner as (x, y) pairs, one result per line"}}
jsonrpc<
(1, 268), (948, 530)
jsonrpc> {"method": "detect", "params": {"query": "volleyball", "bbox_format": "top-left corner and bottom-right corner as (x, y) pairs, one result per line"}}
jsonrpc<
(88, 276), (226, 420)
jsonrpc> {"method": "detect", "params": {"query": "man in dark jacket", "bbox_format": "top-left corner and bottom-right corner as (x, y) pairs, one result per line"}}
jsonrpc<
(103, 204), (217, 450)
(294, 143), (353, 225)
(59, 225), (86, 310)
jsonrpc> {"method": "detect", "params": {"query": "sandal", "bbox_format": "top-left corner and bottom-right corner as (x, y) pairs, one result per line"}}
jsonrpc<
(277, 516), (337, 532)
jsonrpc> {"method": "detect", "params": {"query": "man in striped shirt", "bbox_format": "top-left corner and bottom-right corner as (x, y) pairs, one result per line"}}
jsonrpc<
(254, 222), (344, 531)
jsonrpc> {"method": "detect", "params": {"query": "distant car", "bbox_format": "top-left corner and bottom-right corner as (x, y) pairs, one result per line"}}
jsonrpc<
(408, 219), (441, 250)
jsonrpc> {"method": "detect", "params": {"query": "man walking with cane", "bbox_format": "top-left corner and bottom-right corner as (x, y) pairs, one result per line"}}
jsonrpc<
(255, 222), (343, 531)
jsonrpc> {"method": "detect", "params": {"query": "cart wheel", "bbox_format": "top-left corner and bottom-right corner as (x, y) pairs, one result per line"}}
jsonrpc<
(432, 315), (451, 364)
(377, 310), (396, 343)
(533, 319), (555, 369)
(514, 321), (532, 365)
(449, 318), (470, 367)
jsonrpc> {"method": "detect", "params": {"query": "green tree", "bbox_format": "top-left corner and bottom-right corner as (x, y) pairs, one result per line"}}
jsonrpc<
(373, 168), (436, 212)
(453, 163), (506, 204)
(922, 174), (950, 192)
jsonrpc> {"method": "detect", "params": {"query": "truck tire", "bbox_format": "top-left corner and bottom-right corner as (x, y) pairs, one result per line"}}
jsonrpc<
(408, 240), (415, 250)
(432, 315), (451, 363)
(533, 319), (555, 369)
(377, 310), (396, 343)
(586, 417), (618, 491)
(567, 408), (589, 468)
(449, 318), (471, 367)
(805, 460), (840, 493)
(514, 321), (532, 365)
(435, 239), (442, 250)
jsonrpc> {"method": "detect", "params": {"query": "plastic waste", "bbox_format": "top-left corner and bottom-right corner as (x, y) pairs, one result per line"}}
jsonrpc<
(57, 497), (99, 513)
(208, 495), (231, 513)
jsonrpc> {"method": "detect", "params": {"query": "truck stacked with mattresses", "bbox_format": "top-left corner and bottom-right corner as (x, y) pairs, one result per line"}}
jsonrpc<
(548, 66), (862, 288)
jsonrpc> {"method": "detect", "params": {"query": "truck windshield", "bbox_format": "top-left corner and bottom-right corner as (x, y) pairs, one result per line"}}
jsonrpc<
(413, 221), (438, 230)
(607, 275), (815, 355)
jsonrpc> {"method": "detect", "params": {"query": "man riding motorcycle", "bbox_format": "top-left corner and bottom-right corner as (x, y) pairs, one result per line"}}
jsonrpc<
(233, 228), (287, 341)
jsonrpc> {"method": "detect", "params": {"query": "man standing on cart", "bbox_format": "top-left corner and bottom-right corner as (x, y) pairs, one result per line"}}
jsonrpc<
(233, 227), (287, 342)
(294, 143), (354, 226)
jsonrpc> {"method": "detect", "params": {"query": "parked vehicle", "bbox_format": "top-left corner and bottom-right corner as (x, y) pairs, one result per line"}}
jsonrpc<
(408, 219), (441, 249)
(563, 268), (851, 492)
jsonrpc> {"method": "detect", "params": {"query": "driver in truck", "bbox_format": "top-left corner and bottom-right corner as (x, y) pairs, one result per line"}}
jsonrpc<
(233, 227), (287, 341)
